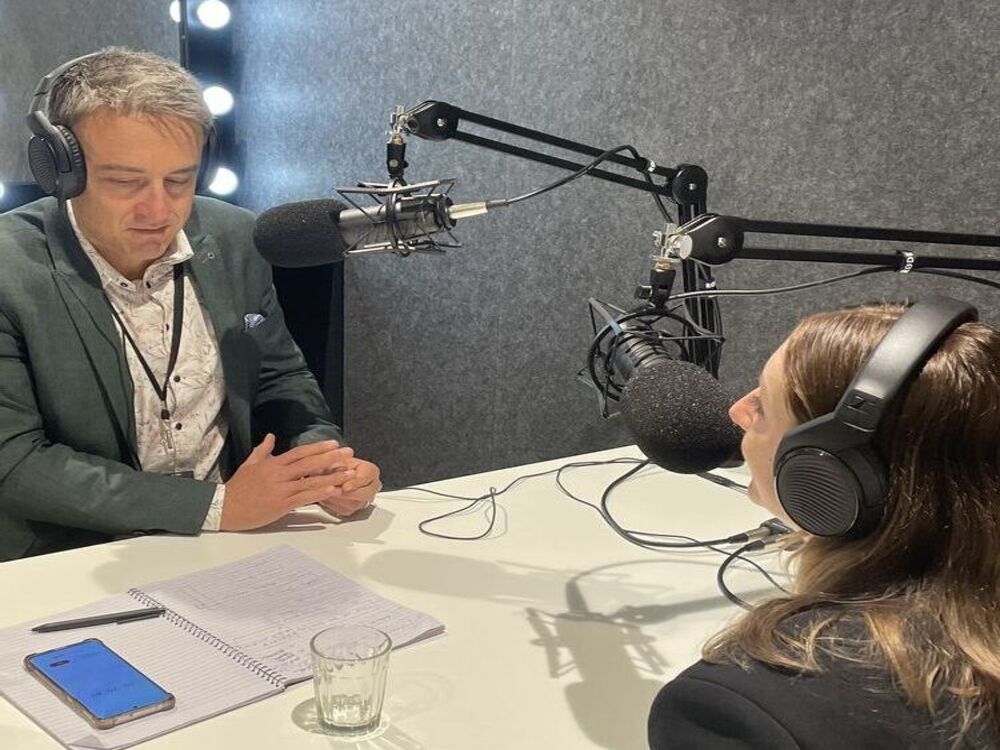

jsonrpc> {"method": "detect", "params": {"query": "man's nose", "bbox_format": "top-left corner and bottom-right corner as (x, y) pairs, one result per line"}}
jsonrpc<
(135, 184), (173, 223)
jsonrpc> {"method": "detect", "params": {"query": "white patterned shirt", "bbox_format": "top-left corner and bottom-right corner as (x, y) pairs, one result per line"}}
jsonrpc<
(67, 202), (227, 531)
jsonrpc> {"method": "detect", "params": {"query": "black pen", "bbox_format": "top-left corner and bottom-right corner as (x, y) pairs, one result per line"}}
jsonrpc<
(31, 606), (166, 633)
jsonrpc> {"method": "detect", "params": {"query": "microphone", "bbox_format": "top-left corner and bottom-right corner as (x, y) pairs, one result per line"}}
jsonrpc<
(619, 358), (743, 474)
(252, 193), (489, 268)
(586, 298), (739, 474)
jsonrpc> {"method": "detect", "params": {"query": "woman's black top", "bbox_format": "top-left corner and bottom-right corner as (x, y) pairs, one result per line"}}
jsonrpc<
(649, 619), (995, 749)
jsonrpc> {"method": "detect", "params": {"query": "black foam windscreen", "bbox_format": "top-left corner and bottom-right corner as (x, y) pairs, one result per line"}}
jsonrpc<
(252, 199), (349, 267)
(620, 359), (743, 474)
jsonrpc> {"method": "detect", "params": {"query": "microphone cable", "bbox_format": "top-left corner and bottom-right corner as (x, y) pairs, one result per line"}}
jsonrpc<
(411, 464), (568, 541)
(403, 457), (792, 599)
(483, 143), (676, 223)
(411, 458), (665, 541)
(591, 461), (792, 599)
(410, 457), (738, 544)
(717, 534), (793, 610)
(667, 265), (894, 303)
(910, 267), (1000, 292)
(595, 461), (764, 549)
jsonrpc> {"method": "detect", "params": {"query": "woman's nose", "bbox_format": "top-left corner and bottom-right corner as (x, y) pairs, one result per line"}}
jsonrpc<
(729, 391), (755, 430)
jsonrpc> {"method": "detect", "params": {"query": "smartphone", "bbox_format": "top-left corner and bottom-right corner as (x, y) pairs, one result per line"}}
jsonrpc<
(24, 638), (175, 730)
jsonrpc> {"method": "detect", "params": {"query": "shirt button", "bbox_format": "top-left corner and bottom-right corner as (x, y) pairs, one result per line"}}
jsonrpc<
(175, 423), (183, 431)
(173, 375), (181, 382)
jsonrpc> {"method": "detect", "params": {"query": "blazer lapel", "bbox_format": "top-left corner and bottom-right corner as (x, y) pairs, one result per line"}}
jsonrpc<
(186, 232), (253, 463)
(43, 201), (137, 453)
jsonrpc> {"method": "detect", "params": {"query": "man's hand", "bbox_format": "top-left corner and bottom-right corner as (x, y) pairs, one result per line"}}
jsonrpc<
(319, 457), (382, 517)
(220, 434), (355, 531)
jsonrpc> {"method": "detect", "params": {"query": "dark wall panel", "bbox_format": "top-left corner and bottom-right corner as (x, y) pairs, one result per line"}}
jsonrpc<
(236, 1), (1000, 488)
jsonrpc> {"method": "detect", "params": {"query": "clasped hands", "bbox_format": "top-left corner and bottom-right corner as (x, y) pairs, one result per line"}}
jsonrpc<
(221, 434), (382, 531)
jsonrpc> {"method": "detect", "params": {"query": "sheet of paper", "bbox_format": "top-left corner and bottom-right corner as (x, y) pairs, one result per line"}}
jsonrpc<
(139, 545), (445, 683)
(0, 592), (279, 750)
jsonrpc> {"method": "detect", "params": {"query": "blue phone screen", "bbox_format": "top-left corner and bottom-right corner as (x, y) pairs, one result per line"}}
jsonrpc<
(27, 639), (171, 721)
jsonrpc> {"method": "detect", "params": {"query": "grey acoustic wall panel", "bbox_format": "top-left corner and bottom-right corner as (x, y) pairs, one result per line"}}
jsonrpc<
(0, 1), (177, 183)
(236, 1), (1000, 488)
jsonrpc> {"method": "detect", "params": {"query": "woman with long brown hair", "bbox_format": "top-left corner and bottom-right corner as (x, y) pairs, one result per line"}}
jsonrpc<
(649, 299), (1000, 749)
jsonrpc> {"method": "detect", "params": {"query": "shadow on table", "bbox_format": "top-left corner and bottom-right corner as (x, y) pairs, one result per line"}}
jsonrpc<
(245, 503), (380, 533)
(359, 547), (780, 607)
(361, 550), (782, 749)
(361, 549), (566, 605)
(526, 558), (779, 750)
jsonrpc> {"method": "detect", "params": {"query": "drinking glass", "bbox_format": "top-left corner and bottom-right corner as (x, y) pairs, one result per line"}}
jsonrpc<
(310, 625), (391, 736)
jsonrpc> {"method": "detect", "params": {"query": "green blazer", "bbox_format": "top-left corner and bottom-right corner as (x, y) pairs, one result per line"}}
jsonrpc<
(0, 197), (342, 560)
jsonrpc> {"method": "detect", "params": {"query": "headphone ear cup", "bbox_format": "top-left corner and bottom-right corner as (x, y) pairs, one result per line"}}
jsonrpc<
(27, 134), (61, 195)
(775, 448), (865, 536)
(775, 446), (886, 538)
(26, 122), (86, 199)
(196, 125), (218, 194)
(54, 124), (87, 199)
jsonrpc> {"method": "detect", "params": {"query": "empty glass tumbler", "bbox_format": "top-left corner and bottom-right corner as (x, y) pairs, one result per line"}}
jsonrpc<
(310, 625), (392, 735)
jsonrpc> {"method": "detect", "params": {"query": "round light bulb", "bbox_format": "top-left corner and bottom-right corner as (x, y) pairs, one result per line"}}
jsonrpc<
(202, 85), (234, 116)
(208, 167), (239, 196)
(169, 1), (181, 23)
(196, 0), (231, 29)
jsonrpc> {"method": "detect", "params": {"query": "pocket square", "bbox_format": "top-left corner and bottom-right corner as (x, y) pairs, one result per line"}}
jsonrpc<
(243, 313), (266, 331)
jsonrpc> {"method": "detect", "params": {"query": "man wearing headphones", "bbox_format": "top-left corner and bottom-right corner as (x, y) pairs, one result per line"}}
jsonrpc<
(649, 298), (1000, 748)
(0, 48), (381, 561)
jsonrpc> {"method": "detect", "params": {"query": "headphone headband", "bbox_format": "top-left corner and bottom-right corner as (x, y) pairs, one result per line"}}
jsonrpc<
(833, 296), (979, 431)
(27, 53), (102, 125)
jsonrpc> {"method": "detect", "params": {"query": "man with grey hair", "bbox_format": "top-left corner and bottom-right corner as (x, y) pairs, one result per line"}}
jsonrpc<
(0, 48), (381, 560)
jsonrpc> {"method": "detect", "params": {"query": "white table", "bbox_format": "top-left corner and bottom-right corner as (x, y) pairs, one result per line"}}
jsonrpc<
(0, 447), (785, 750)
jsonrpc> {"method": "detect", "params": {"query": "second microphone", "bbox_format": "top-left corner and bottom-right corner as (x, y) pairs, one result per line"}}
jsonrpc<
(252, 194), (489, 268)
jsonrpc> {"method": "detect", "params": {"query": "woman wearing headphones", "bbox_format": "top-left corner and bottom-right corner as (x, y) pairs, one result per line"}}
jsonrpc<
(649, 298), (1000, 749)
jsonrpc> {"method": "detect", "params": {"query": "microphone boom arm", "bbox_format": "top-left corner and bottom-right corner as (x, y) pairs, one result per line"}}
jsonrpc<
(663, 214), (1000, 271)
(397, 99), (721, 373)
(399, 100), (708, 207)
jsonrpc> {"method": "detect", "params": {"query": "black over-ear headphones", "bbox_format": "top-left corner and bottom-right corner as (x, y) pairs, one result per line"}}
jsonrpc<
(773, 295), (977, 539)
(26, 52), (218, 201)
(26, 53), (98, 200)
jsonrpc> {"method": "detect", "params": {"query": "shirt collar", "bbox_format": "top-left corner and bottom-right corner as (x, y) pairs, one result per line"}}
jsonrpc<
(66, 200), (194, 292)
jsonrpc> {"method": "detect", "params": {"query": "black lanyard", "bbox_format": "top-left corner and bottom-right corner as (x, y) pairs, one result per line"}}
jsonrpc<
(109, 263), (185, 421)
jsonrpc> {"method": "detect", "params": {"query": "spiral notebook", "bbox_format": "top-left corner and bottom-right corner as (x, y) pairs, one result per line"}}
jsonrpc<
(0, 545), (444, 750)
